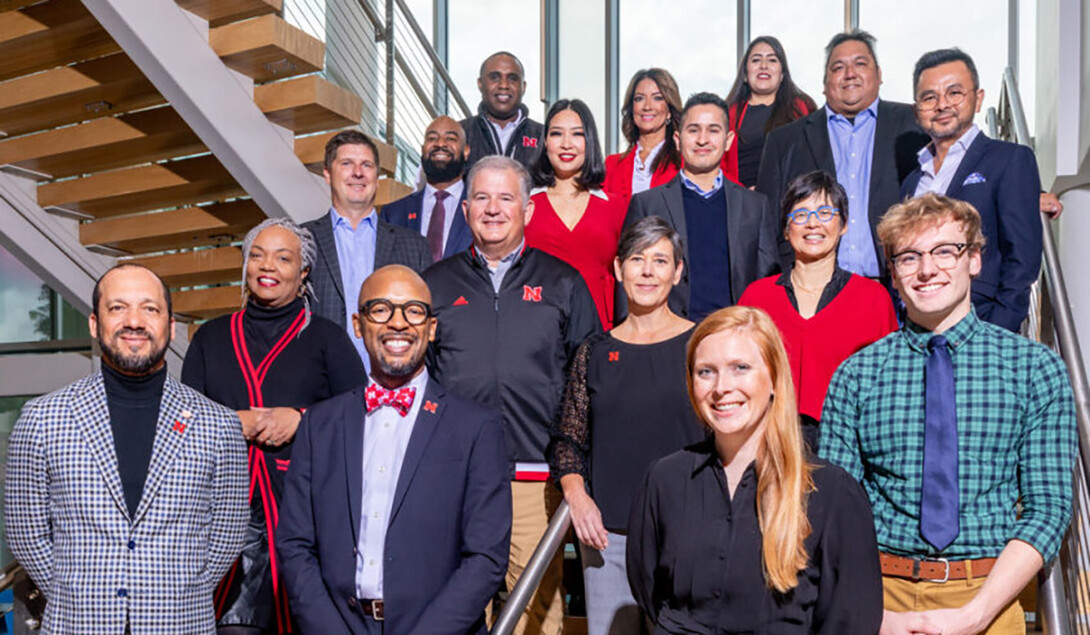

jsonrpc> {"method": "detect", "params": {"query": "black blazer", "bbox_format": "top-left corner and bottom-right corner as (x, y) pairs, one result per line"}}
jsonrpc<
(901, 133), (1042, 332)
(277, 378), (511, 635)
(302, 212), (431, 330)
(756, 101), (929, 275)
(617, 174), (780, 320)
(379, 188), (473, 259)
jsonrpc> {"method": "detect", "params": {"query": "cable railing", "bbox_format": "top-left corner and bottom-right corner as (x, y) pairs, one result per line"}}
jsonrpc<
(989, 66), (1087, 634)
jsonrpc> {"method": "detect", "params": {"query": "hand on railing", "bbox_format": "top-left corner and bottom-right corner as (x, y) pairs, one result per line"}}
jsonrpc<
(1041, 192), (1064, 219)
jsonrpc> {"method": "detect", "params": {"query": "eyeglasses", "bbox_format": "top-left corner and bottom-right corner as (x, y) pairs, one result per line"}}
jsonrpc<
(787, 206), (840, 225)
(890, 243), (969, 275)
(916, 87), (970, 111)
(358, 299), (432, 325)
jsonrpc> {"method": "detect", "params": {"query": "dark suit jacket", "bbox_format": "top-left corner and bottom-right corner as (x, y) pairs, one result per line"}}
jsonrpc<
(901, 133), (1042, 332)
(302, 211), (432, 330)
(756, 101), (929, 275)
(277, 379), (511, 635)
(379, 187), (473, 259)
(617, 174), (780, 320)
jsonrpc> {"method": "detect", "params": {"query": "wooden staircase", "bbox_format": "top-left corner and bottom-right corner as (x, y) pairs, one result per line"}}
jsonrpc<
(0, 0), (410, 323)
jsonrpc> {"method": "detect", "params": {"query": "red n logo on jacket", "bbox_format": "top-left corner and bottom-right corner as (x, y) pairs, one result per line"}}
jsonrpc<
(522, 286), (542, 302)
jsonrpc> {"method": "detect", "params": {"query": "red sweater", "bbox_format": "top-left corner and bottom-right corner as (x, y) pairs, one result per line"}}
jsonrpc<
(738, 273), (898, 421)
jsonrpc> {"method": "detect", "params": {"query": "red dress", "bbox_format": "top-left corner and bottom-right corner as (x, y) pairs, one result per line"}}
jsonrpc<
(526, 190), (627, 329)
(738, 273), (898, 421)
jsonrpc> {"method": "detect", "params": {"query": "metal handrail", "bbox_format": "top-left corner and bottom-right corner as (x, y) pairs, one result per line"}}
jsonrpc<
(490, 501), (571, 635)
(391, 0), (471, 116)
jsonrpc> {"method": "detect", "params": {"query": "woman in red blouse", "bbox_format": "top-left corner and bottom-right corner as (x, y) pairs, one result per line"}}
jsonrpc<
(738, 171), (897, 449)
(528, 98), (627, 329)
(603, 69), (683, 207)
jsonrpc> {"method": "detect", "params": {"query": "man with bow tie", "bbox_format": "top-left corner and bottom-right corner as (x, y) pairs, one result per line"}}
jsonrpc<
(901, 48), (1043, 332)
(277, 264), (511, 634)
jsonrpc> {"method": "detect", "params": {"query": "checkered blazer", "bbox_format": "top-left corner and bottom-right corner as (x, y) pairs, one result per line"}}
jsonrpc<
(4, 371), (249, 634)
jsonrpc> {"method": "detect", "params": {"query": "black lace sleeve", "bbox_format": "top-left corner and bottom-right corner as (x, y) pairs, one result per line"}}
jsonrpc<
(548, 333), (606, 480)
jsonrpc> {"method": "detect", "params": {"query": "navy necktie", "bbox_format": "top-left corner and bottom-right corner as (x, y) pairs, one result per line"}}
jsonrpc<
(427, 190), (449, 263)
(921, 334), (959, 551)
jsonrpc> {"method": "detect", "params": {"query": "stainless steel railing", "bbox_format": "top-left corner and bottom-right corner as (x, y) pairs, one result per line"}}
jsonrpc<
(490, 502), (571, 635)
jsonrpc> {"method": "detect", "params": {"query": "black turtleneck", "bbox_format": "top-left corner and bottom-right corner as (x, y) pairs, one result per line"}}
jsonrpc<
(102, 362), (167, 518)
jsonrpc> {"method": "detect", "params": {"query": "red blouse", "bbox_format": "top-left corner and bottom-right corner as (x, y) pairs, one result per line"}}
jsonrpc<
(526, 190), (627, 329)
(738, 273), (898, 421)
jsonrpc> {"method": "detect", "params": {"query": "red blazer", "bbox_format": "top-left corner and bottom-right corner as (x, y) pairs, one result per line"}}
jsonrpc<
(604, 148), (680, 208)
(722, 98), (814, 186)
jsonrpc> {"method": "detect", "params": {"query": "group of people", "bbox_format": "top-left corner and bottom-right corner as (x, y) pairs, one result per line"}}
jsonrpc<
(3, 27), (1077, 635)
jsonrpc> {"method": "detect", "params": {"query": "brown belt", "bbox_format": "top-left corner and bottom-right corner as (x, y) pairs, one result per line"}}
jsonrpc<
(880, 552), (997, 582)
(360, 598), (384, 621)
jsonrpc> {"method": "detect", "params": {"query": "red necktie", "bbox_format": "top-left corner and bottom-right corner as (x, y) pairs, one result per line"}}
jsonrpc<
(364, 384), (417, 417)
(427, 190), (449, 263)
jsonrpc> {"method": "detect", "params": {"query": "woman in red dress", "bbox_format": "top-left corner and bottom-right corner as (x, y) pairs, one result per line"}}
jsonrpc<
(603, 69), (683, 207)
(527, 98), (627, 329)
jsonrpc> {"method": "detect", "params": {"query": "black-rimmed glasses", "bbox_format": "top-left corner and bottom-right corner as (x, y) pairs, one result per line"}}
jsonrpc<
(890, 243), (969, 275)
(358, 299), (432, 325)
(916, 87), (970, 111)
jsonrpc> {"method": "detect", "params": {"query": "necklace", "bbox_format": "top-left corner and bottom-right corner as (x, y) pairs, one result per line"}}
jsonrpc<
(790, 271), (825, 295)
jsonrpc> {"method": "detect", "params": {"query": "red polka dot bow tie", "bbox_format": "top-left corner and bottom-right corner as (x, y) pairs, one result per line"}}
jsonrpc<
(365, 384), (417, 417)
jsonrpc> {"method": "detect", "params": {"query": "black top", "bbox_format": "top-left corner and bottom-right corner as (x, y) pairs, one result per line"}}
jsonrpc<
(627, 443), (883, 634)
(775, 266), (853, 315)
(103, 363), (167, 517)
(549, 330), (705, 531)
(737, 104), (772, 187)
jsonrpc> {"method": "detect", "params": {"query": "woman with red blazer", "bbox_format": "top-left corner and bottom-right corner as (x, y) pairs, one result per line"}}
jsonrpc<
(723, 36), (816, 187)
(603, 68), (683, 208)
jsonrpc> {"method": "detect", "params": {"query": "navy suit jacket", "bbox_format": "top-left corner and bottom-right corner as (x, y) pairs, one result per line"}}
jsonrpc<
(380, 188), (473, 259)
(277, 378), (511, 635)
(901, 133), (1042, 332)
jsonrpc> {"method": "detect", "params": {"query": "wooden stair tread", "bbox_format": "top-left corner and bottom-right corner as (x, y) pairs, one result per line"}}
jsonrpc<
(375, 179), (413, 209)
(0, 107), (202, 179)
(176, 0), (281, 28)
(0, 0), (119, 82)
(0, 53), (161, 137)
(125, 245), (243, 287)
(79, 200), (263, 254)
(295, 130), (398, 178)
(255, 75), (362, 134)
(0, 1), (41, 12)
(37, 154), (244, 218)
(210, 14), (323, 83)
(173, 285), (243, 320)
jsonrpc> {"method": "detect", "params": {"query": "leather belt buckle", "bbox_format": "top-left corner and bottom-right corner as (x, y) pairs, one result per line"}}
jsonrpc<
(918, 557), (949, 583)
(370, 599), (385, 621)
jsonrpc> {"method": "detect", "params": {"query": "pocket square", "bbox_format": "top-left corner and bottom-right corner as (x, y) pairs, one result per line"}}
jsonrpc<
(962, 172), (987, 186)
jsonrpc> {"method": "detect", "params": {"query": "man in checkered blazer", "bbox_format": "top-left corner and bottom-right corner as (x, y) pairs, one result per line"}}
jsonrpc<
(5, 264), (248, 634)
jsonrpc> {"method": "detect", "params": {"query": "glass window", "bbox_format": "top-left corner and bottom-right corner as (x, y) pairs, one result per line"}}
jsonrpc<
(749, 0), (843, 106)
(559, 0), (607, 146)
(0, 246), (86, 344)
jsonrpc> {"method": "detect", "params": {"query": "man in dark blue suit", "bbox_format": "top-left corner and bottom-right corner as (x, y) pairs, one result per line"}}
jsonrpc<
(901, 48), (1042, 332)
(277, 265), (511, 634)
(381, 116), (474, 262)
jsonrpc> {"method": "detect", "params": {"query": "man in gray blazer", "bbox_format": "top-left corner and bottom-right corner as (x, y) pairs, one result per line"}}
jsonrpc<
(302, 131), (430, 368)
(5, 264), (248, 634)
(621, 92), (780, 322)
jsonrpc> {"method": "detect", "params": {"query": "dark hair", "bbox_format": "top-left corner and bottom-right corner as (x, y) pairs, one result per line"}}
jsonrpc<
(824, 29), (879, 69)
(780, 170), (849, 235)
(616, 216), (683, 265)
(324, 130), (380, 171)
(681, 92), (729, 126)
(725, 36), (817, 132)
(913, 48), (979, 92)
(92, 263), (172, 318)
(530, 99), (606, 190)
(479, 51), (525, 79)
(620, 68), (683, 174)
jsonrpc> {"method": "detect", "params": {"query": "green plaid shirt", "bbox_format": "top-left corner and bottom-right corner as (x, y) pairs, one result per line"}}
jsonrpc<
(819, 309), (1076, 562)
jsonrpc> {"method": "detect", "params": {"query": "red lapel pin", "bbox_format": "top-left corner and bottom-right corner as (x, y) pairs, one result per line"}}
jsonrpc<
(423, 400), (438, 414)
(173, 420), (186, 434)
(408, 212), (417, 220)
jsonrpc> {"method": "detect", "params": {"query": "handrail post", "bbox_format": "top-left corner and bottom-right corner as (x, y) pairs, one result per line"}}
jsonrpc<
(491, 501), (571, 635)
(384, 0), (395, 146)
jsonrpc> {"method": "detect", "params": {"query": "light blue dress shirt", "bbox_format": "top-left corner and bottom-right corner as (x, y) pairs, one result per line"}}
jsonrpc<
(680, 171), (724, 199)
(914, 125), (981, 196)
(330, 207), (377, 369)
(355, 369), (429, 599)
(827, 99), (880, 277)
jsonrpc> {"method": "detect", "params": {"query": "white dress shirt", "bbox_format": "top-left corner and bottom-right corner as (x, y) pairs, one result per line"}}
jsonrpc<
(420, 180), (465, 250)
(914, 124), (981, 196)
(489, 109), (526, 155)
(631, 140), (665, 195)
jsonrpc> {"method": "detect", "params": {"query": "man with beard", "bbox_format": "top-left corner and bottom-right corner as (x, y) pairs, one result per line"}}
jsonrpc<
(5, 263), (248, 634)
(461, 51), (544, 172)
(278, 265), (511, 634)
(381, 116), (474, 261)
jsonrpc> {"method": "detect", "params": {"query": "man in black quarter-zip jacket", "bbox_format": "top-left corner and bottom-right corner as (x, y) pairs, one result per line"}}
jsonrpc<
(461, 51), (544, 173)
(424, 156), (599, 635)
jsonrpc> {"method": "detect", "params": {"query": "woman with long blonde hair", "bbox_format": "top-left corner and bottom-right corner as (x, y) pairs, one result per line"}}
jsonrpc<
(626, 306), (882, 633)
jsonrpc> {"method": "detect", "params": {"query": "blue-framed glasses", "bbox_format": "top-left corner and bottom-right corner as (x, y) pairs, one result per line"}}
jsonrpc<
(787, 206), (840, 225)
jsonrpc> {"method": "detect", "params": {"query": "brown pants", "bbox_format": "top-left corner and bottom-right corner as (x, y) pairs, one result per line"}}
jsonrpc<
(883, 574), (1025, 634)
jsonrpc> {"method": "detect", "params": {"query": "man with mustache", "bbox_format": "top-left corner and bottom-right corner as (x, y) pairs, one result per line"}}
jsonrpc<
(5, 263), (248, 634)
(381, 116), (474, 262)
(278, 265), (511, 634)
(461, 51), (544, 173)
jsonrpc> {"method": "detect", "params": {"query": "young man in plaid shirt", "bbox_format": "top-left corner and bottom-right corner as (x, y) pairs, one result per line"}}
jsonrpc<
(820, 193), (1076, 635)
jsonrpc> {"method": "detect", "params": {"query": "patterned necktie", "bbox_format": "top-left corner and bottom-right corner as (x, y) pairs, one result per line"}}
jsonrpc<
(427, 190), (449, 263)
(364, 384), (417, 417)
(920, 334), (959, 551)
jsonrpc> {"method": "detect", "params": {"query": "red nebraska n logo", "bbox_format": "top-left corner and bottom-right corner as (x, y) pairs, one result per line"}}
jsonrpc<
(522, 136), (538, 148)
(423, 400), (438, 414)
(608, 351), (620, 362)
(173, 420), (186, 434)
(523, 286), (542, 302)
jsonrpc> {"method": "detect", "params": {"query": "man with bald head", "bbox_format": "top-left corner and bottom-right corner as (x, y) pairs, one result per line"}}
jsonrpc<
(278, 264), (511, 634)
(381, 116), (474, 261)
(461, 51), (544, 172)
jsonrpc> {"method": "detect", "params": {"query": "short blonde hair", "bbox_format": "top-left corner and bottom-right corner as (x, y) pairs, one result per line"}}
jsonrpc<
(877, 193), (985, 260)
